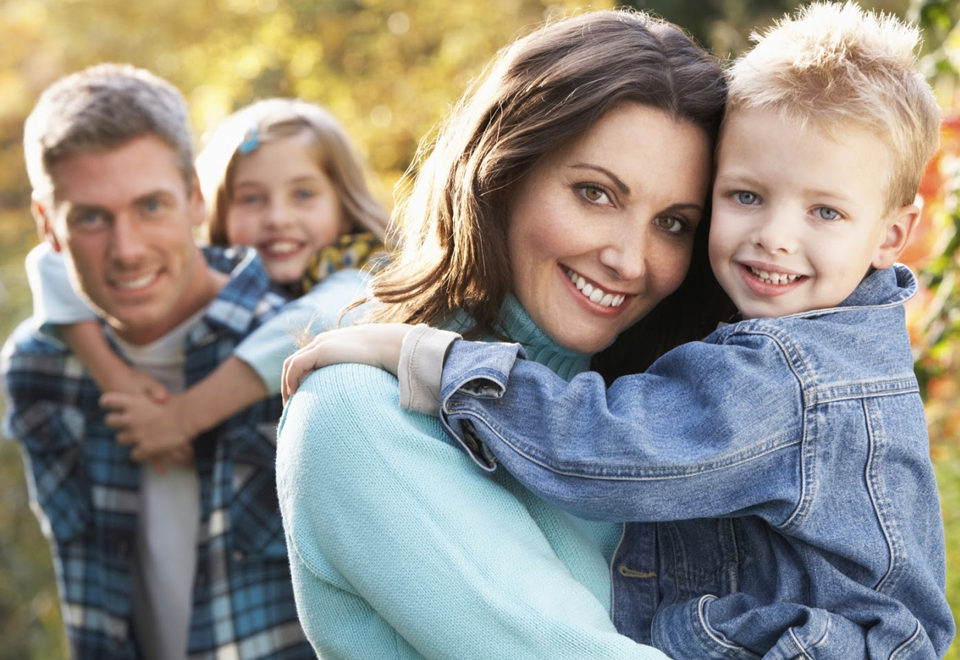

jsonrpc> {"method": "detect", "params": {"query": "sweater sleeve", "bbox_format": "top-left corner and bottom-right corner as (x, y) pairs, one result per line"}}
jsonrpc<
(234, 268), (368, 394)
(25, 243), (97, 332)
(276, 362), (668, 660)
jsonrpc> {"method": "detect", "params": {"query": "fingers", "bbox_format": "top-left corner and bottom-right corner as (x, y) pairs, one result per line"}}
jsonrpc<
(145, 382), (170, 403)
(103, 410), (131, 430)
(99, 391), (132, 411)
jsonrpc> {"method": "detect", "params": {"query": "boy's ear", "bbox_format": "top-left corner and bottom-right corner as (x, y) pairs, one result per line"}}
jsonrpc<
(31, 198), (63, 252)
(871, 202), (920, 270)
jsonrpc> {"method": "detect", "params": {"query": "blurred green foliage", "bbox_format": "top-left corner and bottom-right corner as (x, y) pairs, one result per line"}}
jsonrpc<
(1, 0), (956, 658)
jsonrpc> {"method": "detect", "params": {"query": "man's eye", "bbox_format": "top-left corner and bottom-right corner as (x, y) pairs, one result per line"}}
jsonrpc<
(71, 210), (107, 229)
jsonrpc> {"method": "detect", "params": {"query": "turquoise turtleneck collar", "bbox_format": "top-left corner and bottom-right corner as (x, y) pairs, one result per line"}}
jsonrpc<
(494, 295), (592, 381)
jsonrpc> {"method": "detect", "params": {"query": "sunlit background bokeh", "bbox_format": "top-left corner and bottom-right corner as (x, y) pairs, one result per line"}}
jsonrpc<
(0, 1), (957, 657)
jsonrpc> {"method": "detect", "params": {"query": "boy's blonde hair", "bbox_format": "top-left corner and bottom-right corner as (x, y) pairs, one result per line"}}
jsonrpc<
(727, 1), (940, 209)
(197, 98), (388, 245)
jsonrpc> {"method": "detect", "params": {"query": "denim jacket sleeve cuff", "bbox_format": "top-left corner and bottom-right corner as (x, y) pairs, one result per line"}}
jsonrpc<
(437, 340), (527, 471)
(398, 324), (461, 415)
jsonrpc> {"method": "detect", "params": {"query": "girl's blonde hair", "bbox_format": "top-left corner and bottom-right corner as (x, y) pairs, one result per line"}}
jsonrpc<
(196, 98), (388, 245)
(369, 9), (731, 370)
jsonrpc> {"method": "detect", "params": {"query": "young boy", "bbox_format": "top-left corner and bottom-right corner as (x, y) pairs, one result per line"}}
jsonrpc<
(281, 2), (953, 657)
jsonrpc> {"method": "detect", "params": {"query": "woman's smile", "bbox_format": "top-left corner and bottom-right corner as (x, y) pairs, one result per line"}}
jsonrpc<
(507, 102), (711, 354)
(562, 266), (628, 310)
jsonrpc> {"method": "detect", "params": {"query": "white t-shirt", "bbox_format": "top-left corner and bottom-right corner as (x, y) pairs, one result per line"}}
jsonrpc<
(111, 310), (205, 660)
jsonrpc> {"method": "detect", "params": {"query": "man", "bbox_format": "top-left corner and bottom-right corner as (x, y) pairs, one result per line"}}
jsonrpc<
(2, 63), (310, 658)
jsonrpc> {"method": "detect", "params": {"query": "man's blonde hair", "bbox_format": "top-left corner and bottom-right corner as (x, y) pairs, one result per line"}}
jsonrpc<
(727, 1), (940, 209)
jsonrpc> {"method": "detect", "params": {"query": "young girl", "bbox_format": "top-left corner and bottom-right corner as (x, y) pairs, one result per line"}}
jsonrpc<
(26, 97), (388, 466)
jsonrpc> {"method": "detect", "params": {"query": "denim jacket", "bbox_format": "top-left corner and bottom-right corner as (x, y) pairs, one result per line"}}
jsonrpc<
(437, 265), (954, 659)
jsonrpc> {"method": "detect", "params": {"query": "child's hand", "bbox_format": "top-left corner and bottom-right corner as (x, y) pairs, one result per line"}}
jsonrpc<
(101, 390), (193, 466)
(104, 365), (170, 403)
(281, 323), (413, 404)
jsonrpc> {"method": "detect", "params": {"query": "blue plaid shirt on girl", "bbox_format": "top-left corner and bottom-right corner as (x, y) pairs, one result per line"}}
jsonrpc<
(1, 246), (312, 659)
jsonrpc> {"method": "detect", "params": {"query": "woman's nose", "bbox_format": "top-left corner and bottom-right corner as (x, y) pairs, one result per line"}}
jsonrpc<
(598, 228), (646, 282)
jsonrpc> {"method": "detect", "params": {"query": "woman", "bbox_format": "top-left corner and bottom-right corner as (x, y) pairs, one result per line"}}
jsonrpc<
(276, 9), (729, 658)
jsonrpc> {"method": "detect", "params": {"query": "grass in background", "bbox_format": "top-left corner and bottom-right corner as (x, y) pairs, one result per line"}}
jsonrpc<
(0, 239), (68, 660)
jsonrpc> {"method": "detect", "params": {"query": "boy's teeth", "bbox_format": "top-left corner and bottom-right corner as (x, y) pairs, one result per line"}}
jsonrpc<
(564, 268), (625, 308)
(750, 266), (801, 285)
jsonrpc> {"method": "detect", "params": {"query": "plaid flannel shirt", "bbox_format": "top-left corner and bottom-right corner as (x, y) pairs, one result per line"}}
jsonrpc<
(1, 246), (312, 659)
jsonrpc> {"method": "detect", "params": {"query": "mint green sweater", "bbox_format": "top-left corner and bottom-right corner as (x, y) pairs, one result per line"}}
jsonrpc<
(276, 298), (668, 659)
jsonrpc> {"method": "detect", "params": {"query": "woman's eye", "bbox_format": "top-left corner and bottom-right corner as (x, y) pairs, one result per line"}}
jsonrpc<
(734, 191), (759, 205)
(577, 184), (611, 205)
(655, 215), (688, 235)
(814, 206), (841, 221)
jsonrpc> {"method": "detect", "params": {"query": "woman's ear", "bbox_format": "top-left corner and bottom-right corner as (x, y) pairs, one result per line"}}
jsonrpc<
(871, 202), (920, 270)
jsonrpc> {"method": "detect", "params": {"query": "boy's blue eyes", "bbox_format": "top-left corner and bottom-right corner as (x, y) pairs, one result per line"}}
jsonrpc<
(734, 191), (759, 205)
(729, 192), (842, 221)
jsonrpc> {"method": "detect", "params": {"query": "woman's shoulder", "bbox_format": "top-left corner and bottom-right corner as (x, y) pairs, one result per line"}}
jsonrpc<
(285, 362), (399, 424)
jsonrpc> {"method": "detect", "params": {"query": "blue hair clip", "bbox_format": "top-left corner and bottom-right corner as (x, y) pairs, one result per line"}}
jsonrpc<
(238, 127), (260, 154)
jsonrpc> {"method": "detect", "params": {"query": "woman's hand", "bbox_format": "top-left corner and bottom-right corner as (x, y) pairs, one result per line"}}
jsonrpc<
(281, 323), (414, 404)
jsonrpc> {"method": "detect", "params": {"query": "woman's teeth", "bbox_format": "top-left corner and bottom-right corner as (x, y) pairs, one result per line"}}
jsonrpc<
(749, 266), (802, 285)
(565, 268), (625, 308)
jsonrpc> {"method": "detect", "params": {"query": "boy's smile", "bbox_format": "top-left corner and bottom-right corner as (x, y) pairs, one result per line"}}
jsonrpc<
(708, 107), (917, 319)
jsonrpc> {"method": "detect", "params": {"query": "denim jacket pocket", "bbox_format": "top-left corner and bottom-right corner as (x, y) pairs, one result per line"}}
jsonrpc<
(226, 421), (287, 558)
(653, 595), (763, 659)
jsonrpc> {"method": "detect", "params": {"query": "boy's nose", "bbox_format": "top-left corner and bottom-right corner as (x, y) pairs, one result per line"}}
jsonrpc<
(753, 211), (798, 254)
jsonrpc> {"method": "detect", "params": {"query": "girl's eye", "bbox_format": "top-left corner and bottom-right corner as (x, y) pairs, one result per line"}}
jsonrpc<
(293, 188), (317, 202)
(236, 193), (264, 206)
(814, 206), (842, 221)
(577, 184), (611, 206)
(654, 215), (689, 235)
(734, 191), (759, 205)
